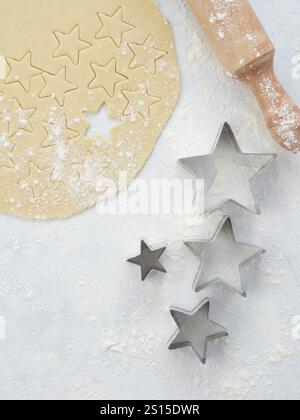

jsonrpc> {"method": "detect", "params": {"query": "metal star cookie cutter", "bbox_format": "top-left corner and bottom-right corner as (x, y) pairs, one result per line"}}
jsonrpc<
(168, 298), (228, 364)
(127, 239), (167, 281)
(179, 122), (276, 216)
(185, 216), (265, 297)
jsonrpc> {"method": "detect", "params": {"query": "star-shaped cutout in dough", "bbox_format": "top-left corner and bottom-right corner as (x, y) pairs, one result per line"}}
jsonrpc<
(53, 25), (92, 65)
(169, 299), (228, 365)
(0, 134), (15, 169)
(96, 7), (135, 47)
(122, 82), (161, 120)
(40, 67), (78, 106)
(5, 51), (42, 92)
(179, 123), (276, 214)
(20, 162), (53, 199)
(88, 58), (127, 97)
(71, 150), (110, 188)
(3, 98), (36, 137)
(42, 115), (79, 147)
(129, 35), (167, 74)
(86, 104), (119, 141)
(127, 240), (167, 281)
(185, 217), (265, 296)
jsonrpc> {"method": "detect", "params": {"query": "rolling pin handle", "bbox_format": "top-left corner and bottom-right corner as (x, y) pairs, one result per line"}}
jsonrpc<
(240, 57), (300, 152)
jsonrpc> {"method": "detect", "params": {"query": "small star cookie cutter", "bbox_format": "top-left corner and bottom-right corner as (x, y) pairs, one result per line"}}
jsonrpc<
(168, 298), (228, 364)
(179, 122), (276, 216)
(127, 240), (167, 281)
(185, 216), (265, 297)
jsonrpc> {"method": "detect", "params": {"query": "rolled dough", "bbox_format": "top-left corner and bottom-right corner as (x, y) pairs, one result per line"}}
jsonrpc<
(0, 0), (180, 219)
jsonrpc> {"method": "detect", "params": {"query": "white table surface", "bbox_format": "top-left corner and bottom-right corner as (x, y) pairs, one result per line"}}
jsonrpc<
(0, 0), (300, 400)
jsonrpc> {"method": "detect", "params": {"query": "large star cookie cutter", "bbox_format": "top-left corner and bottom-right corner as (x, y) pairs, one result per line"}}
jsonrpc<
(179, 122), (276, 216)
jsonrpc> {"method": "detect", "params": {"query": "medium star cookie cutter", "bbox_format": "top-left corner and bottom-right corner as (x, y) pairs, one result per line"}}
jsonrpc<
(168, 298), (228, 364)
(179, 122), (276, 216)
(185, 216), (265, 297)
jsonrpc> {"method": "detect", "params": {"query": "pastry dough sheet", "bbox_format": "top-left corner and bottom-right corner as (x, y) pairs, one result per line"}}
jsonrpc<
(0, 0), (180, 219)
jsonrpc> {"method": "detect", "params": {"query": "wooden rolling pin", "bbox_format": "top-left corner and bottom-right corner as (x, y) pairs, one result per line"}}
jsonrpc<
(187, 0), (300, 152)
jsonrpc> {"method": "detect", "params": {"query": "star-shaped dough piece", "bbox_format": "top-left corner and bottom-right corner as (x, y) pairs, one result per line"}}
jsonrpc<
(53, 25), (92, 65)
(5, 51), (41, 92)
(4, 98), (36, 137)
(186, 217), (265, 296)
(0, 134), (15, 169)
(71, 151), (110, 187)
(96, 7), (135, 47)
(127, 240), (167, 281)
(40, 67), (78, 106)
(42, 115), (79, 147)
(179, 123), (276, 214)
(123, 82), (161, 119)
(169, 299), (228, 364)
(129, 35), (167, 74)
(20, 162), (53, 199)
(89, 59), (127, 97)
